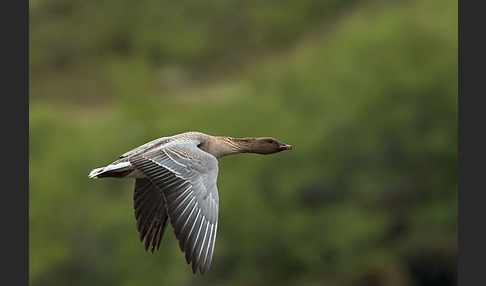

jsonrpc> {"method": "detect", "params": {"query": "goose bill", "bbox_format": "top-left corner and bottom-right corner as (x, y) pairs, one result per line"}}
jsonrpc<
(277, 142), (292, 151)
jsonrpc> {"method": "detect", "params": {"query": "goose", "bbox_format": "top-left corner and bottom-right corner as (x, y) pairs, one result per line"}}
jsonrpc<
(88, 131), (292, 274)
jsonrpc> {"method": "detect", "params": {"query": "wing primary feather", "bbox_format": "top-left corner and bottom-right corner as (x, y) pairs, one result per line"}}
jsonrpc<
(205, 223), (218, 272)
(135, 194), (161, 241)
(197, 221), (210, 274)
(183, 209), (201, 263)
(144, 222), (156, 251)
(202, 223), (214, 273)
(189, 214), (206, 272)
(164, 182), (191, 200)
(165, 185), (192, 211)
(171, 196), (195, 233)
(136, 196), (161, 235)
(175, 200), (198, 248)
(152, 218), (168, 251)
(133, 178), (168, 252)
(167, 188), (193, 217)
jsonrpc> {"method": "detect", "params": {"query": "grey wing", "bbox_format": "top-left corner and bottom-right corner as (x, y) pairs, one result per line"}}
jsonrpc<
(133, 178), (169, 253)
(129, 141), (219, 275)
(120, 136), (172, 158)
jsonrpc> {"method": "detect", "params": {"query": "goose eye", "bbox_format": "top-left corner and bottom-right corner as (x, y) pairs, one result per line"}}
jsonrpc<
(266, 139), (274, 144)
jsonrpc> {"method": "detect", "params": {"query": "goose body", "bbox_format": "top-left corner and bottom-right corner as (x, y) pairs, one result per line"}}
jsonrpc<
(88, 131), (292, 274)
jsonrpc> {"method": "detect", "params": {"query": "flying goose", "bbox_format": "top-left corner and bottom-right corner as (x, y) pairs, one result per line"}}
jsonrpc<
(88, 131), (292, 274)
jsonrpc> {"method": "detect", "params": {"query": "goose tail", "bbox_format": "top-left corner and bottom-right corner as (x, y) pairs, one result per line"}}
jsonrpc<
(88, 161), (134, 178)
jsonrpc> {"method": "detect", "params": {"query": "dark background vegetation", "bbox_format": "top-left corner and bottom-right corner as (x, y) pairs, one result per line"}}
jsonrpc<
(29, 0), (457, 285)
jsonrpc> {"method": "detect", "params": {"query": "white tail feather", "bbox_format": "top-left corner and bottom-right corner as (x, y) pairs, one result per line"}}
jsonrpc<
(88, 167), (105, 178)
(88, 161), (133, 178)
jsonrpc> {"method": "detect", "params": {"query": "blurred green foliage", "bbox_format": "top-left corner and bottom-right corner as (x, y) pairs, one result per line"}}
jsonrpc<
(30, 0), (457, 285)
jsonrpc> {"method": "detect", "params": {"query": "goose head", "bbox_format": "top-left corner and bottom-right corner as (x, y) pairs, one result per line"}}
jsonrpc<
(246, 137), (292, 154)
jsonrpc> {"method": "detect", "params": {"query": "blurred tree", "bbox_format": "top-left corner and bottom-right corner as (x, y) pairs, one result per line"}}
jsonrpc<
(30, 0), (457, 285)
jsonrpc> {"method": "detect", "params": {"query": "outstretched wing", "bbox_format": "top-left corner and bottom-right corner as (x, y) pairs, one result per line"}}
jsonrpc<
(129, 140), (219, 275)
(133, 178), (169, 253)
